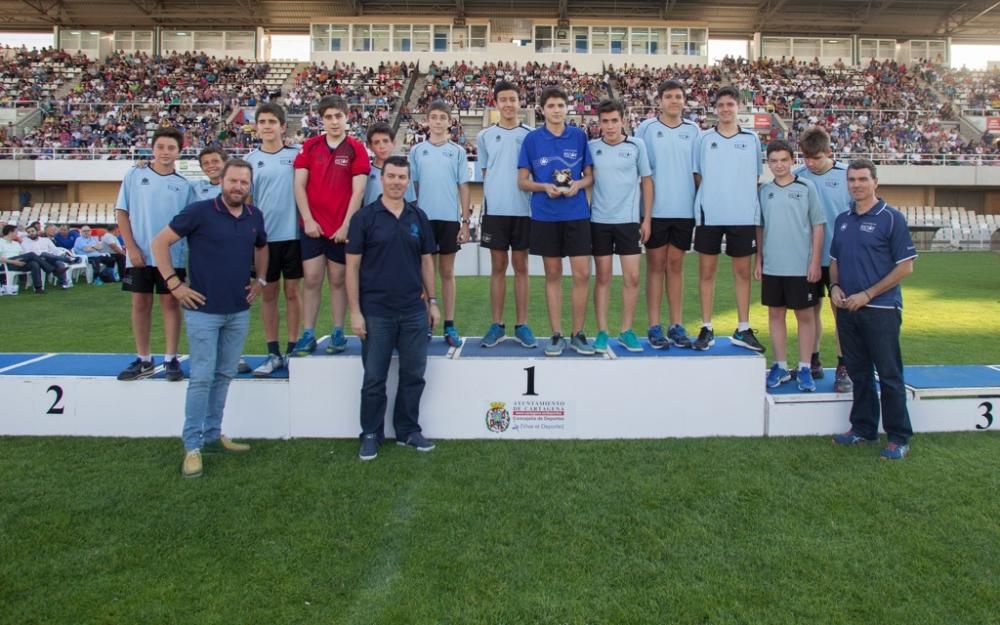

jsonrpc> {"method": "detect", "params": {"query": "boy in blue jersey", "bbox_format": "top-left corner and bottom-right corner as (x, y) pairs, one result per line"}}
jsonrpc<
(476, 81), (537, 349)
(634, 80), (699, 349)
(794, 126), (853, 393)
(408, 100), (472, 347)
(246, 103), (303, 376)
(115, 127), (196, 382)
(692, 85), (766, 353)
(518, 87), (595, 356)
(588, 99), (653, 353)
(364, 123), (416, 206)
(193, 146), (226, 201)
(754, 140), (825, 392)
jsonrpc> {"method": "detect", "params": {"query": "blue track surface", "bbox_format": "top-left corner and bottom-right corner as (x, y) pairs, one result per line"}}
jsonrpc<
(903, 365), (1000, 390)
(0, 353), (43, 369)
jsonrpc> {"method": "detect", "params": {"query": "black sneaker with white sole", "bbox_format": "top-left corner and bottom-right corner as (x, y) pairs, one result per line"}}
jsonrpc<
(117, 358), (155, 381)
(164, 357), (184, 382)
(692, 326), (715, 351)
(731, 328), (766, 353)
(398, 432), (435, 452)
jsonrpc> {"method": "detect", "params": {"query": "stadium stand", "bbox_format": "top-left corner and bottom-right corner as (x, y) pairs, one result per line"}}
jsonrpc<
(609, 62), (720, 130)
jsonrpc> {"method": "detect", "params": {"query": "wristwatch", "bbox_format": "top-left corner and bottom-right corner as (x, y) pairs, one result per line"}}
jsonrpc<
(257, 277), (267, 288)
(428, 297), (439, 305)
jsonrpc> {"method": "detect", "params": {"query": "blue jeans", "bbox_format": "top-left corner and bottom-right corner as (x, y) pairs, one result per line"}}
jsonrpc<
(836, 307), (913, 445)
(360, 310), (428, 440)
(182, 309), (250, 451)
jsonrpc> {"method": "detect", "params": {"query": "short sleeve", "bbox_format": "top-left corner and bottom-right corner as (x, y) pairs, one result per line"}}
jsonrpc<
(581, 131), (594, 169)
(186, 180), (197, 205)
(755, 134), (764, 177)
(408, 144), (421, 183)
(116, 169), (131, 211)
(517, 137), (531, 171)
(456, 146), (471, 184)
(351, 140), (371, 176)
(476, 131), (488, 172)
(636, 139), (652, 178)
(293, 144), (310, 170)
(889, 210), (917, 263)
(757, 187), (767, 226)
(345, 208), (367, 255)
(692, 132), (702, 175)
(168, 203), (202, 238)
(807, 183), (826, 225)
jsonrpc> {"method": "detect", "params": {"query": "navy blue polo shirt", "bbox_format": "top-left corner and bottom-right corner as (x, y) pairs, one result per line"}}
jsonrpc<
(517, 124), (592, 222)
(169, 197), (267, 315)
(346, 199), (436, 317)
(830, 199), (917, 310)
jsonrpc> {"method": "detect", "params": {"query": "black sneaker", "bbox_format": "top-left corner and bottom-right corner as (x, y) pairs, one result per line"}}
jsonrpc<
(397, 431), (435, 452)
(810, 355), (825, 379)
(731, 327), (766, 353)
(359, 433), (379, 461)
(117, 358), (155, 381)
(693, 326), (715, 351)
(164, 357), (184, 382)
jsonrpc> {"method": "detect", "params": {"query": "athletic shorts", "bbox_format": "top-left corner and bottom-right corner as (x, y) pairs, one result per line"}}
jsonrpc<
(430, 220), (461, 255)
(646, 218), (695, 251)
(529, 218), (592, 258)
(818, 266), (831, 297)
(694, 224), (757, 257)
(761, 274), (822, 310)
(480, 215), (530, 252)
(122, 266), (187, 295)
(591, 222), (641, 256)
(266, 240), (304, 282)
(300, 232), (345, 264)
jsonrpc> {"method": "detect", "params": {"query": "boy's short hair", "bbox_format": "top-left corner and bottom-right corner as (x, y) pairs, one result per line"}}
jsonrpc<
(596, 99), (625, 119)
(766, 139), (794, 159)
(657, 80), (685, 99)
(493, 80), (519, 99)
(714, 86), (740, 103)
(151, 127), (184, 150)
(198, 146), (228, 164)
(317, 95), (348, 117)
(366, 122), (395, 143)
(539, 86), (568, 107)
(2, 224), (17, 236)
(427, 100), (451, 116)
(255, 102), (287, 125)
(798, 127), (832, 157)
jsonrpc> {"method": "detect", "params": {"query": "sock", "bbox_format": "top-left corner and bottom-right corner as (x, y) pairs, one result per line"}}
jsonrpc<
(286, 341), (296, 354)
(514, 324), (524, 330)
(444, 320), (454, 329)
(799, 361), (811, 371)
(267, 341), (281, 356)
(775, 360), (788, 370)
(702, 322), (713, 331)
(138, 354), (151, 363)
(164, 353), (176, 363)
(811, 351), (820, 364)
(737, 322), (750, 332)
(496, 323), (507, 329)
(837, 355), (845, 366)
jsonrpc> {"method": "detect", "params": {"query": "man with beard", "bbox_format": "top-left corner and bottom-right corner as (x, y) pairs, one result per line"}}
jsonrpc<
(151, 158), (268, 479)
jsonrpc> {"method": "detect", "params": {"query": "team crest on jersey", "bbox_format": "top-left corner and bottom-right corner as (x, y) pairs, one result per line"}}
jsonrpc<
(495, 135), (502, 142)
(840, 223), (848, 231)
(167, 184), (182, 192)
(444, 150), (454, 158)
(422, 149), (429, 156)
(789, 191), (803, 200)
(734, 142), (749, 150)
(710, 142), (718, 149)
(618, 151), (633, 159)
(768, 192), (775, 200)
(860, 222), (877, 233)
(409, 223), (420, 239)
(335, 156), (350, 166)
(280, 158), (293, 166)
(140, 178), (150, 185)
(257, 161), (265, 168)
(679, 133), (692, 140)
(825, 181), (840, 188)
(657, 131), (664, 138)
(596, 149), (603, 156)
(486, 401), (511, 433)
(563, 149), (578, 160)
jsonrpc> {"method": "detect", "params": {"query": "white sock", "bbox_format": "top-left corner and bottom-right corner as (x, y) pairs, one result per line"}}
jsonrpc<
(138, 354), (151, 362)
(799, 361), (811, 371)
(776, 360), (788, 370)
(164, 354), (176, 362)
(737, 322), (751, 332)
(702, 322), (713, 331)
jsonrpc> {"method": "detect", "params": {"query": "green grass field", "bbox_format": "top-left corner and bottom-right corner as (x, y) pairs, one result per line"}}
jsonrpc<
(1, 251), (999, 625)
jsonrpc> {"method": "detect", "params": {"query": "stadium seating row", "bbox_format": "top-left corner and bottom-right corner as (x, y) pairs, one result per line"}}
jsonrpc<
(0, 203), (116, 226)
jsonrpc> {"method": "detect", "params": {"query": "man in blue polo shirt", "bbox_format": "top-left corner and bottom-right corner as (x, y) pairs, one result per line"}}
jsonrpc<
(347, 155), (439, 461)
(518, 86), (595, 357)
(151, 158), (268, 479)
(830, 159), (917, 461)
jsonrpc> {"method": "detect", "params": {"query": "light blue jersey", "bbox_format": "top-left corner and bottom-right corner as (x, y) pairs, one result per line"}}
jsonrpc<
(191, 178), (220, 201)
(759, 176), (825, 276)
(476, 123), (532, 217)
(363, 163), (417, 207)
(247, 145), (301, 242)
(409, 139), (470, 222)
(693, 127), (762, 226)
(634, 117), (700, 219)
(588, 137), (652, 224)
(793, 161), (850, 266)
(115, 166), (195, 268)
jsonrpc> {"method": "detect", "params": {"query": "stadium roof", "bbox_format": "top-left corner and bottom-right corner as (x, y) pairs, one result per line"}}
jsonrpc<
(1, 0), (999, 40)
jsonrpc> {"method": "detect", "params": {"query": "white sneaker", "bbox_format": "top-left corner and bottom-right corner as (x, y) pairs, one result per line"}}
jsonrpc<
(253, 353), (285, 377)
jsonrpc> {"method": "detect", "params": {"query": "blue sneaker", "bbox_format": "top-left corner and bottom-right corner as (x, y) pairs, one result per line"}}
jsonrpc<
(444, 325), (463, 347)
(667, 324), (693, 348)
(397, 431), (436, 452)
(544, 334), (566, 357)
(570, 332), (595, 356)
(647, 324), (670, 349)
(833, 430), (879, 446)
(514, 325), (537, 348)
(326, 328), (347, 354)
(731, 327), (766, 352)
(617, 329), (643, 352)
(290, 333), (317, 357)
(880, 442), (910, 460)
(481, 323), (505, 347)
(797, 366), (816, 392)
(358, 433), (379, 461)
(93, 277), (104, 285)
(593, 330), (609, 353)
(766, 363), (791, 388)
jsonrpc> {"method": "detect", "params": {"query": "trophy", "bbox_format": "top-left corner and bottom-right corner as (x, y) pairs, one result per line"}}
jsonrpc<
(553, 169), (573, 188)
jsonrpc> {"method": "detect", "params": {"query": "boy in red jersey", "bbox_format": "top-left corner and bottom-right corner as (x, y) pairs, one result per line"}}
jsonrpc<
(291, 95), (371, 355)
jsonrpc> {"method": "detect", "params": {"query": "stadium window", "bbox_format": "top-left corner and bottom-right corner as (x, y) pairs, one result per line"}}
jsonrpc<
(651, 28), (668, 55)
(762, 36), (791, 59)
(372, 25), (390, 52)
(162, 31), (194, 53)
(433, 25), (450, 52)
(555, 27), (571, 54)
(412, 25), (431, 52)
(225, 32), (254, 55)
(353, 25), (372, 52)
(822, 39), (851, 60)
(690, 28), (707, 56)
(330, 25), (348, 52)
(573, 27), (589, 54)
(792, 37), (821, 59)
(860, 38), (894, 61)
(311, 24), (329, 52)
(631, 28), (648, 55)
(195, 31), (224, 52)
(591, 27), (608, 54)
(610, 27), (626, 54)
(452, 26), (468, 50)
(469, 25), (487, 49)
(670, 28), (689, 56)
(534, 26), (553, 53)
(392, 25), (411, 52)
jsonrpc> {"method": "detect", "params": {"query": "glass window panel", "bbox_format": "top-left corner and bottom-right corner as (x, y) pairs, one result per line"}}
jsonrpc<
(372, 24), (390, 52)
(572, 26), (588, 54)
(352, 25), (371, 51)
(412, 25), (430, 52)
(470, 25), (487, 49)
(555, 26), (571, 54)
(610, 27), (626, 54)
(534, 25), (553, 53)
(434, 25), (450, 52)
(330, 25), (348, 52)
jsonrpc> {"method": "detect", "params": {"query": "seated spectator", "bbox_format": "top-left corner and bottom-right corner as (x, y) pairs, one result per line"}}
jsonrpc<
(100, 223), (126, 278)
(53, 224), (77, 250)
(72, 225), (116, 283)
(0, 224), (54, 293)
(18, 223), (72, 287)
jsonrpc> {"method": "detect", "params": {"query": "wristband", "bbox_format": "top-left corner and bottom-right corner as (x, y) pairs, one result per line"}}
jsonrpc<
(864, 289), (873, 300)
(163, 273), (178, 285)
(168, 281), (183, 292)
(257, 277), (267, 288)
(830, 283), (841, 290)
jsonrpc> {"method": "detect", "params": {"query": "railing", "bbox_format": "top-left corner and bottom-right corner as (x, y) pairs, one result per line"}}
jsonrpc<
(960, 108), (1000, 117)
